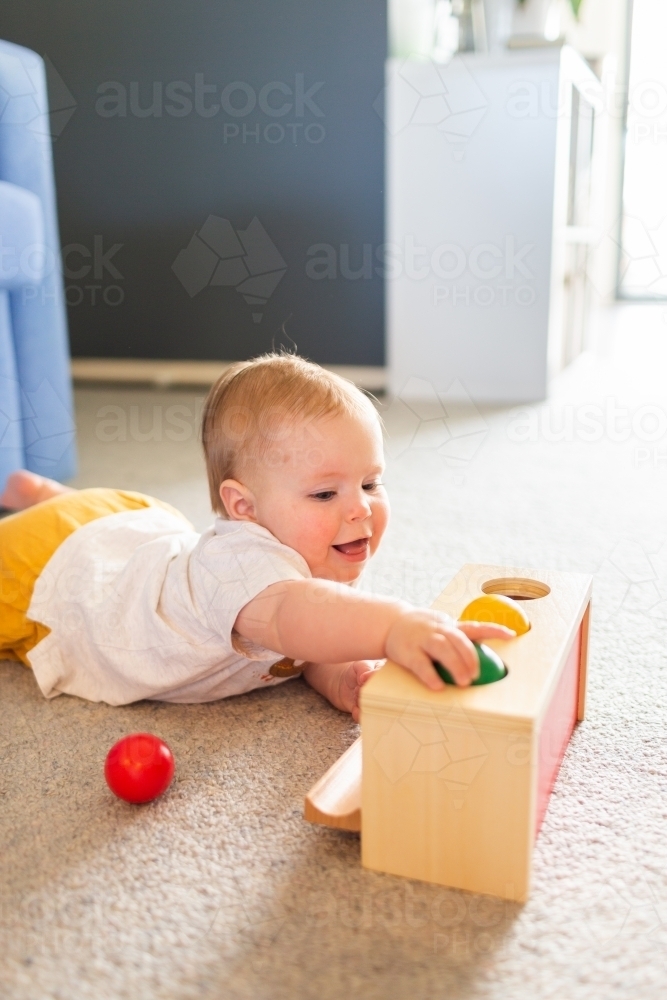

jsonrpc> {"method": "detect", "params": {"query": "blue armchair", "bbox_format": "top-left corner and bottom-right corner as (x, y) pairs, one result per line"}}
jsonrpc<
(0, 38), (76, 490)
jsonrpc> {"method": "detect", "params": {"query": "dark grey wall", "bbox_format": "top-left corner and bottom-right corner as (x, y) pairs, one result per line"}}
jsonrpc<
(0, 0), (386, 364)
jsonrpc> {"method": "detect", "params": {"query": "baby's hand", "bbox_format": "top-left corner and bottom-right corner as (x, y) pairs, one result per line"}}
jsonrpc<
(337, 659), (383, 722)
(385, 610), (514, 689)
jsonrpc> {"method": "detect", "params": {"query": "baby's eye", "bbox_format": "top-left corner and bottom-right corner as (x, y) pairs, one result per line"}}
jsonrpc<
(362, 481), (382, 492)
(311, 490), (336, 501)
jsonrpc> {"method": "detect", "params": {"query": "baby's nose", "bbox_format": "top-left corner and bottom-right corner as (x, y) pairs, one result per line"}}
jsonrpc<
(348, 492), (372, 519)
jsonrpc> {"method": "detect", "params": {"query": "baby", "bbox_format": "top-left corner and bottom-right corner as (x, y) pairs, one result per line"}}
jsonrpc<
(0, 353), (510, 717)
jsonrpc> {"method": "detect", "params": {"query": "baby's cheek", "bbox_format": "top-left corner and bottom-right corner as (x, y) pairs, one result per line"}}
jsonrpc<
(371, 500), (390, 548)
(298, 514), (336, 558)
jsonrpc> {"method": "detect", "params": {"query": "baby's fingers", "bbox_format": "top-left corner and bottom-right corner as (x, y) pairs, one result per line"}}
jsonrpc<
(426, 628), (479, 686)
(456, 621), (516, 641)
(399, 648), (446, 691)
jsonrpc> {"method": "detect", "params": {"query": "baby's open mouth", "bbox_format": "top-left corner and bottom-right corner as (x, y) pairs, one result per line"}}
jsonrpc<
(332, 537), (370, 557)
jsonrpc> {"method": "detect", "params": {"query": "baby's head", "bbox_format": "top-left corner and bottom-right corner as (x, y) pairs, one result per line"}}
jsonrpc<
(202, 353), (389, 583)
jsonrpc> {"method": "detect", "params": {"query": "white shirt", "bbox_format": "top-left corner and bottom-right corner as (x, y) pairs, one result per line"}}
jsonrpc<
(27, 509), (311, 705)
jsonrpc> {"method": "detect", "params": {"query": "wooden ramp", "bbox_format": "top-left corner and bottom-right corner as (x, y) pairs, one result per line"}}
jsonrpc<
(304, 737), (362, 832)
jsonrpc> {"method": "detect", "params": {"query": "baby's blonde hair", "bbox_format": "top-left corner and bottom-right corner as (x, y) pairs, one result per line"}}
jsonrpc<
(201, 352), (379, 516)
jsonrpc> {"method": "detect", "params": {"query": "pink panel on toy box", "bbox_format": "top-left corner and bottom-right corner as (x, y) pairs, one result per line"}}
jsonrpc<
(535, 624), (582, 836)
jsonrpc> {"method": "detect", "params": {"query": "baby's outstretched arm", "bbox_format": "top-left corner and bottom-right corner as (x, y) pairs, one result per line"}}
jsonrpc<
(235, 579), (514, 703)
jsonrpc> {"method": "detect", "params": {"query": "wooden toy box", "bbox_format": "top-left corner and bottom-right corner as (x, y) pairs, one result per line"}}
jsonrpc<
(360, 564), (591, 901)
(305, 564), (592, 902)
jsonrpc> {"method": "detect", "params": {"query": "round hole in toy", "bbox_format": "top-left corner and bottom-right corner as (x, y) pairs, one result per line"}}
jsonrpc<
(481, 577), (550, 601)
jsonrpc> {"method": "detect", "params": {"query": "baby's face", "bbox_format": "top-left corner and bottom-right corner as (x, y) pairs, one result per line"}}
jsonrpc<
(235, 408), (389, 583)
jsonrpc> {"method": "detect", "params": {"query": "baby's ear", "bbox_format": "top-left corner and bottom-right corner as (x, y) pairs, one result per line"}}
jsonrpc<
(219, 479), (257, 522)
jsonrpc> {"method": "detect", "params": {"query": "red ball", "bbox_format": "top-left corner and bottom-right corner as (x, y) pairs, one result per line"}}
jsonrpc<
(104, 733), (175, 804)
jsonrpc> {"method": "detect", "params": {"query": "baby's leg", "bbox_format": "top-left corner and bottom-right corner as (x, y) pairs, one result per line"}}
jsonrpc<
(0, 470), (75, 511)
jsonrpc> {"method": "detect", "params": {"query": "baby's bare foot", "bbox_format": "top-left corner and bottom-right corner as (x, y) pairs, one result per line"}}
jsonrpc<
(338, 660), (383, 722)
(0, 470), (73, 510)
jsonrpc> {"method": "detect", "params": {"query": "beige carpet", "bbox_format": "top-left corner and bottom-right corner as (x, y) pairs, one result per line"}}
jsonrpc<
(2, 305), (667, 1000)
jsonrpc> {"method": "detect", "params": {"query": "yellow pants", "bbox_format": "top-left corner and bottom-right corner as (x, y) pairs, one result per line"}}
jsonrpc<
(0, 488), (188, 666)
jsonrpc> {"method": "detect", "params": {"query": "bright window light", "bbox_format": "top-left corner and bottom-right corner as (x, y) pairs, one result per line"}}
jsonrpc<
(619, 0), (667, 298)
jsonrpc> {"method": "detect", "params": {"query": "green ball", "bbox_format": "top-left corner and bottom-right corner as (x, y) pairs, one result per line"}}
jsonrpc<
(433, 642), (507, 686)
